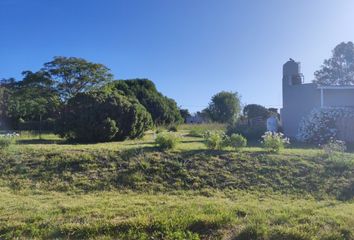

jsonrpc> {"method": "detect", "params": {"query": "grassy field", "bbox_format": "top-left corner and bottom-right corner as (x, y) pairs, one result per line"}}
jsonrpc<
(0, 126), (354, 239)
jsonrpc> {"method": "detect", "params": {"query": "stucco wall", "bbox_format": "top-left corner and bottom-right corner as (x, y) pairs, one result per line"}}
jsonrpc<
(323, 89), (354, 107)
(281, 83), (320, 137)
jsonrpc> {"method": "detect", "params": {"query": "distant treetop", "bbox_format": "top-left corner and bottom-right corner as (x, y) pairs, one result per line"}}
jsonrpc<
(314, 41), (354, 86)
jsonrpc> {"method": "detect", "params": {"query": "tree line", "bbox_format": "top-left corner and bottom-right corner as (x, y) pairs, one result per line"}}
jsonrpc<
(0, 57), (183, 142)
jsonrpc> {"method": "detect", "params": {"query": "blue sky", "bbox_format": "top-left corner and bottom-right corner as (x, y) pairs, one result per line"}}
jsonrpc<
(1, 0), (354, 112)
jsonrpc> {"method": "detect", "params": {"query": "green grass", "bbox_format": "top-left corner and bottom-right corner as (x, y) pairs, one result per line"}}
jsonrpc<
(0, 125), (354, 239)
(179, 123), (226, 131)
(1, 188), (353, 239)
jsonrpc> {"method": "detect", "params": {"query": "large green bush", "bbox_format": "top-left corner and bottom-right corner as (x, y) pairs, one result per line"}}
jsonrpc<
(109, 79), (183, 125)
(58, 90), (153, 142)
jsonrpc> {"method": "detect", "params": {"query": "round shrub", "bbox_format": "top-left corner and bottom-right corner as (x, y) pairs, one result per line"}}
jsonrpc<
(203, 131), (227, 150)
(155, 133), (179, 151)
(58, 90), (153, 142)
(228, 133), (247, 151)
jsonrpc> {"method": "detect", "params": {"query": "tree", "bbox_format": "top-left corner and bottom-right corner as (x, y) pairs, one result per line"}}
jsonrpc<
(314, 42), (354, 85)
(205, 91), (241, 123)
(179, 108), (191, 123)
(8, 72), (60, 129)
(243, 104), (270, 120)
(0, 73), (60, 130)
(58, 90), (153, 142)
(226, 104), (270, 141)
(108, 79), (183, 125)
(43, 56), (113, 101)
(0, 79), (15, 129)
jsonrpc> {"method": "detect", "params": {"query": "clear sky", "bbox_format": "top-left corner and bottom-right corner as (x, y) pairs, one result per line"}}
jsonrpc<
(1, 0), (354, 112)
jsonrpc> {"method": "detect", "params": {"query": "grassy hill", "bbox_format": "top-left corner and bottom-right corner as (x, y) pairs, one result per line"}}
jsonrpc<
(0, 127), (354, 239)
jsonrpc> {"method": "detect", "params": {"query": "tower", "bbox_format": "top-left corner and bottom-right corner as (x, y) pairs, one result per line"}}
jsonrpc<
(282, 58), (304, 109)
(281, 58), (306, 137)
(282, 58), (303, 87)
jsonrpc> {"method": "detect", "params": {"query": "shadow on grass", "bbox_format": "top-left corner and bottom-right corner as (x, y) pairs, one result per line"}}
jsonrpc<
(119, 145), (234, 157)
(121, 141), (155, 146)
(180, 139), (204, 144)
(16, 139), (66, 145)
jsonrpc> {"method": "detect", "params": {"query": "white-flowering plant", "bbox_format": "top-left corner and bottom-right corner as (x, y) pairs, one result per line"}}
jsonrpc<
(261, 131), (290, 153)
(0, 132), (19, 150)
(298, 107), (354, 144)
(321, 138), (346, 159)
(0, 132), (20, 138)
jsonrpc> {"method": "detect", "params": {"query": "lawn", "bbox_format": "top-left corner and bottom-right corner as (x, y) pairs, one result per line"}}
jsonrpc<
(1, 188), (353, 239)
(0, 126), (353, 239)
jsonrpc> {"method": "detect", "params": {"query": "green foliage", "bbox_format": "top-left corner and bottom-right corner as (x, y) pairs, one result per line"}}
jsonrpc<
(99, 117), (119, 141)
(109, 79), (183, 125)
(1, 60), (182, 135)
(203, 131), (247, 151)
(179, 108), (191, 123)
(155, 133), (179, 151)
(43, 56), (113, 100)
(18, 118), (56, 132)
(226, 122), (265, 140)
(181, 123), (226, 137)
(298, 107), (354, 144)
(226, 104), (274, 141)
(58, 90), (152, 142)
(205, 91), (241, 124)
(261, 132), (290, 153)
(243, 104), (270, 119)
(322, 138), (346, 159)
(227, 133), (247, 151)
(1, 71), (61, 130)
(189, 128), (205, 137)
(0, 83), (14, 129)
(314, 41), (354, 85)
(168, 124), (178, 132)
(203, 131), (227, 150)
(0, 137), (13, 150)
